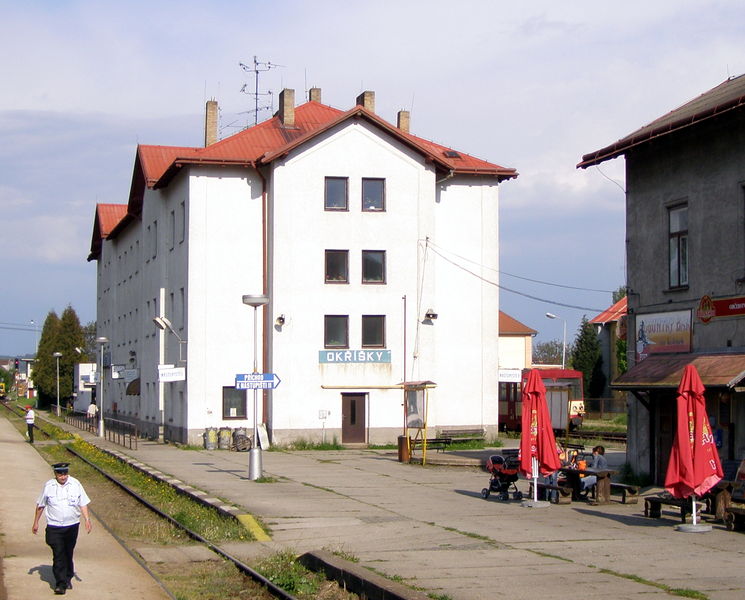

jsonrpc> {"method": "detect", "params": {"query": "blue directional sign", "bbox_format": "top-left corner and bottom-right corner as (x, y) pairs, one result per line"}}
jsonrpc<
(235, 373), (281, 390)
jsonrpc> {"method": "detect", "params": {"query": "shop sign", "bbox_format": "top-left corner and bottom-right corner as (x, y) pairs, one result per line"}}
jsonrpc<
(319, 349), (391, 363)
(635, 310), (691, 362)
(697, 294), (745, 323)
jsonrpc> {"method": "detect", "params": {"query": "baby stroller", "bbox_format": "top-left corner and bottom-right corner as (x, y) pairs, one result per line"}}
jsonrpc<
(481, 452), (523, 501)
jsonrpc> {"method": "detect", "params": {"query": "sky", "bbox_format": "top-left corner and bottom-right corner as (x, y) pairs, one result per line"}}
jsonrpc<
(1, 0), (744, 357)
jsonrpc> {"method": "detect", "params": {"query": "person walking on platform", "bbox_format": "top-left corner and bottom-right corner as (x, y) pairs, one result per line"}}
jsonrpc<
(32, 463), (92, 595)
(25, 405), (35, 443)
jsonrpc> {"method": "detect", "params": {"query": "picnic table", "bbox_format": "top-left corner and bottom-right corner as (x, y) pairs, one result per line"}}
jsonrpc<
(559, 467), (617, 504)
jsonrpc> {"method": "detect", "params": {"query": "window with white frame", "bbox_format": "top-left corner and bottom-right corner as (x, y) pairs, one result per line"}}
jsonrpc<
(362, 315), (385, 348)
(362, 178), (385, 211)
(324, 315), (349, 348)
(669, 205), (688, 288)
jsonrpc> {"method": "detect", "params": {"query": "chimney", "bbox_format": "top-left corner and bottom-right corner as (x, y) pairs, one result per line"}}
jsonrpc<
(204, 99), (218, 147)
(356, 90), (375, 113)
(309, 87), (322, 103)
(397, 110), (410, 133)
(279, 88), (295, 127)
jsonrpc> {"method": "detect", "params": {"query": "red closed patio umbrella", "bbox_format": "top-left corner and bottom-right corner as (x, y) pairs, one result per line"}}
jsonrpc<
(519, 370), (562, 503)
(664, 364), (723, 527)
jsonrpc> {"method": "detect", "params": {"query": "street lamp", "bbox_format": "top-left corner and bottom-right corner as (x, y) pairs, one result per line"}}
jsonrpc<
(545, 312), (566, 370)
(96, 337), (109, 437)
(242, 293), (269, 480)
(53, 352), (63, 417)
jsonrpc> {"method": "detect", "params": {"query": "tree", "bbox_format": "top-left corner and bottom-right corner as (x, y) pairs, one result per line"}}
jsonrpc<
(31, 306), (87, 409)
(32, 311), (61, 407)
(80, 322), (97, 361)
(612, 285), (627, 303)
(533, 339), (569, 366)
(570, 316), (606, 398)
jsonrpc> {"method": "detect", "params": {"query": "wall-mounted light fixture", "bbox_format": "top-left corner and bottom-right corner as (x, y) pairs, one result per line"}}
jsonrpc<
(275, 314), (286, 326)
(424, 309), (438, 320)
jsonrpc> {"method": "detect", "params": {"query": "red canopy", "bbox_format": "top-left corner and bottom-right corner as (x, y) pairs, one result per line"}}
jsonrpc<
(664, 364), (723, 498)
(519, 369), (562, 478)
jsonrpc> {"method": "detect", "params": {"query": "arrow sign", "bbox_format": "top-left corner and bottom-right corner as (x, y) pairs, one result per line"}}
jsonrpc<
(235, 373), (281, 390)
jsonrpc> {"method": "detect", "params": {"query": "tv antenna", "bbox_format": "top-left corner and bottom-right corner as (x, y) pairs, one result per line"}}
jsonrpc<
(239, 56), (284, 125)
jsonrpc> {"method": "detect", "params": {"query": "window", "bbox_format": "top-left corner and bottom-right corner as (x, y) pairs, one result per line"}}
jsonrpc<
(325, 177), (348, 210)
(324, 315), (349, 348)
(325, 250), (349, 283)
(222, 387), (247, 419)
(362, 250), (386, 283)
(179, 201), (186, 243)
(362, 315), (385, 348)
(669, 205), (688, 288)
(152, 220), (158, 259)
(362, 178), (385, 211)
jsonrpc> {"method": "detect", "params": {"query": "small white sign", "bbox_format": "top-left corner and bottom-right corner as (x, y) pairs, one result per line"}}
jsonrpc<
(498, 368), (522, 383)
(158, 366), (186, 382)
(122, 369), (139, 383)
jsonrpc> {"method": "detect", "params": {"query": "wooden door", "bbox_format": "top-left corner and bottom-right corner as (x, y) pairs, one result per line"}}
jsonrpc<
(342, 393), (366, 443)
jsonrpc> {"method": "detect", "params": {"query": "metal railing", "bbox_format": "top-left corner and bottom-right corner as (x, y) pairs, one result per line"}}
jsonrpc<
(65, 413), (139, 450)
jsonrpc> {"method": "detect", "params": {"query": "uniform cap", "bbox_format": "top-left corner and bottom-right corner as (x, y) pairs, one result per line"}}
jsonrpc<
(52, 463), (70, 473)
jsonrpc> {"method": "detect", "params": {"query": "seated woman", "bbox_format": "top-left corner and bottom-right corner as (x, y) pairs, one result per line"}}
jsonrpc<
(581, 446), (608, 492)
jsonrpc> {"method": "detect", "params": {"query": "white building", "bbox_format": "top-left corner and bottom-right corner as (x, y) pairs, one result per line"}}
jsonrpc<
(89, 89), (517, 445)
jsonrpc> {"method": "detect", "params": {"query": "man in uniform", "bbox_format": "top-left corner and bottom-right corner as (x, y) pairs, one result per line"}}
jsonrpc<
(32, 463), (92, 595)
(25, 405), (35, 443)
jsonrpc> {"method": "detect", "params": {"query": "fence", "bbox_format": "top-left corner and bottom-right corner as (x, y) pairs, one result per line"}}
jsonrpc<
(65, 413), (139, 450)
(584, 397), (626, 420)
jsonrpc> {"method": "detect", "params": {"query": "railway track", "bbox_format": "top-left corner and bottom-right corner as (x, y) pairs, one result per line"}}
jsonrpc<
(568, 429), (627, 444)
(1, 401), (301, 600)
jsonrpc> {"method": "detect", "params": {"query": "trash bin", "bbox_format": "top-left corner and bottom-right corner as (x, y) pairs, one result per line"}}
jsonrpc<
(232, 428), (251, 452)
(218, 427), (232, 449)
(397, 435), (411, 463)
(203, 427), (218, 450)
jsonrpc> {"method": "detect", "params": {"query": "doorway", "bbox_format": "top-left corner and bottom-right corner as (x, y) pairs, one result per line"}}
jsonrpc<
(341, 393), (366, 443)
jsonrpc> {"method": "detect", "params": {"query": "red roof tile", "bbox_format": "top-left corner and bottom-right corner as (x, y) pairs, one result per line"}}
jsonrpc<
(589, 296), (627, 324)
(88, 203), (127, 261)
(499, 311), (537, 335)
(137, 100), (518, 192)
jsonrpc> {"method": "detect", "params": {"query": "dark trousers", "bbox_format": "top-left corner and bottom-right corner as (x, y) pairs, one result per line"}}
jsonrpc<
(27, 423), (34, 443)
(45, 524), (79, 587)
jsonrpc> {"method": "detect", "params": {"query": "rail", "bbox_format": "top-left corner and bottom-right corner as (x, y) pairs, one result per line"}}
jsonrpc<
(568, 430), (627, 444)
(65, 413), (139, 450)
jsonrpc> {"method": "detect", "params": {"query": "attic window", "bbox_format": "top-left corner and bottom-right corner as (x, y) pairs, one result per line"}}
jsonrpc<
(444, 150), (461, 159)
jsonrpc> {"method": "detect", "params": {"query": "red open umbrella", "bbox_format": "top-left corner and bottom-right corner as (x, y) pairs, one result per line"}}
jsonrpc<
(665, 364), (723, 504)
(519, 369), (562, 480)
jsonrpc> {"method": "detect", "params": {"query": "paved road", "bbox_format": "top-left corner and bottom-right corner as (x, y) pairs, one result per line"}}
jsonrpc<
(97, 434), (744, 600)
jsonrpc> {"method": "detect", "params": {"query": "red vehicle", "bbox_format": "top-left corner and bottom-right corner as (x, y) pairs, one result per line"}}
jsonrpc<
(498, 368), (585, 432)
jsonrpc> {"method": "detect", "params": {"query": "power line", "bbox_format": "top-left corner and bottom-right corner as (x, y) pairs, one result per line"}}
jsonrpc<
(424, 242), (605, 313)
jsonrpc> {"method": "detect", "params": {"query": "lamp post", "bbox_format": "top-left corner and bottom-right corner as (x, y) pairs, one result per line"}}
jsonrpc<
(242, 294), (269, 480)
(96, 337), (109, 437)
(53, 352), (63, 417)
(545, 312), (566, 370)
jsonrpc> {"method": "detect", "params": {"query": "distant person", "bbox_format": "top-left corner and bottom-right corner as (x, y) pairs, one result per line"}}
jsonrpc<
(581, 445), (609, 492)
(32, 462), (92, 595)
(25, 405), (35, 443)
(86, 401), (98, 420)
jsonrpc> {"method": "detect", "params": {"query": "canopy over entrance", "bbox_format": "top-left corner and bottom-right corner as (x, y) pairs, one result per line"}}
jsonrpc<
(612, 353), (745, 390)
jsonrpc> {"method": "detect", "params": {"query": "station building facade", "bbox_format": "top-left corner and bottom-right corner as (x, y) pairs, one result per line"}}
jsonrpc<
(89, 89), (517, 445)
(579, 74), (745, 483)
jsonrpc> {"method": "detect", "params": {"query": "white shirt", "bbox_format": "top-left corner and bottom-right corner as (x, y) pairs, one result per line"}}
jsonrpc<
(86, 404), (98, 417)
(25, 409), (35, 424)
(36, 475), (91, 527)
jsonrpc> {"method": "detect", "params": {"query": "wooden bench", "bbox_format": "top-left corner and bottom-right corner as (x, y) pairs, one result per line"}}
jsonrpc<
(528, 482), (572, 504)
(438, 428), (485, 443)
(644, 495), (697, 523)
(724, 505), (745, 531)
(610, 482), (640, 504)
(411, 438), (452, 452)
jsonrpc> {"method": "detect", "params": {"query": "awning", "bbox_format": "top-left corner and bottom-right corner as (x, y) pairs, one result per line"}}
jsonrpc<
(612, 353), (745, 390)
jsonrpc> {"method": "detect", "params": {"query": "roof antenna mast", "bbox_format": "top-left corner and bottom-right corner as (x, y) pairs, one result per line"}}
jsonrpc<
(239, 56), (284, 125)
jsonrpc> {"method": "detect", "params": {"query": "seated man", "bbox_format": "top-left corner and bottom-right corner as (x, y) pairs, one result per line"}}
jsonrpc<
(581, 445), (608, 493)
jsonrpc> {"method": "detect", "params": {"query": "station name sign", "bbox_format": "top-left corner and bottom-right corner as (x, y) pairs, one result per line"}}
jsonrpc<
(319, 350), (391, 363)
